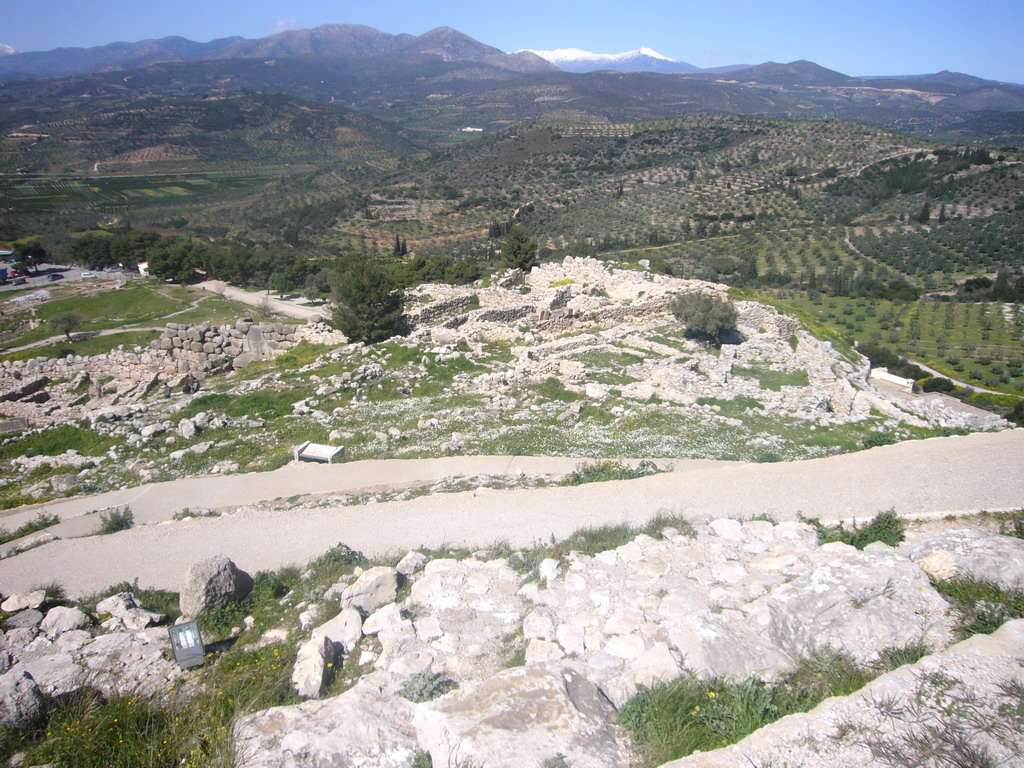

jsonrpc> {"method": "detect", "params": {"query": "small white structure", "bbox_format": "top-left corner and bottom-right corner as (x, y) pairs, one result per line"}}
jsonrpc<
(137, 261), (150, 277)
(869, 367), (915, 393)
(293, 441), (345, 463)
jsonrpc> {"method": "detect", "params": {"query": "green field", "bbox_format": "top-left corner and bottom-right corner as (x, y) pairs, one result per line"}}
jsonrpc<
(0, 282), (286, 358)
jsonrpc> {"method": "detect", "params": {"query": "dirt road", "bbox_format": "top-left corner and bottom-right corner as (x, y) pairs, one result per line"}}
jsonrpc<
(1, 430), (1022, 597)
(196, 281), (324, 322)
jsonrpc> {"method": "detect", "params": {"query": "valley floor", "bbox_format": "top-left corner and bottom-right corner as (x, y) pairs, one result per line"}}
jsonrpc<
(1, 429), (1021, 598)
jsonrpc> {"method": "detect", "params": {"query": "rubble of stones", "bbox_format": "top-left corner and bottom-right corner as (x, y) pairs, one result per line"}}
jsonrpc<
(234, 521), (1024, 768)
(0, 317), (343, 428)
(0, 553), (258, 734)
(0, 590), (183, 731)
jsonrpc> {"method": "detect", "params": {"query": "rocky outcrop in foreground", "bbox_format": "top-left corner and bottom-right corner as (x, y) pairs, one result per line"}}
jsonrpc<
(234, 523), (1024, 767)
(661, 619), (1024, 768)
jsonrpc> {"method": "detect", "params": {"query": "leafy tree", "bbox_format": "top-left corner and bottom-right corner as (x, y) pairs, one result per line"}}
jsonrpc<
(500, 225), (538, 272)
(268, 271), (291, 298)
(670, 292), (738, 344)
(146, 238), (205, 283)
(13, 239), (47, 275)
(48, 311), (85, 341)
(331, 258), (409, 343)
(302, 269), (332, 302)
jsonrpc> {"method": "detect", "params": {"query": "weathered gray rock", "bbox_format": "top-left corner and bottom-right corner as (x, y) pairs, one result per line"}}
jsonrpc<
(232, 352), (263, 370)
(340, 567), (398, 613)
(3, 610), (43, 631)
(376, 558), (527, 684)
(396, 551), (428, 577)
(49, 473), (80, 493)
(39, 607), (89, 638)
(763, 543), (954, 663)
(659, 620), (1024, 768)
(292, 635), (333, 699)
(415, 663), (631, 768)
(1, 591), (46, 613)
(310, 608), (363, 654)
(9, 655), (83, 695)
(235, 676), (419, 768)
(139, 423), (164, 438)
(179, 555), (254, 617)
(902, 529), (1024, 590)
(245, 326), (270, 356)
(0, 669), (45, 729)
(95, 593), (165, 631)
(362, 603), (403, 636)
(177, 418), (198, 439)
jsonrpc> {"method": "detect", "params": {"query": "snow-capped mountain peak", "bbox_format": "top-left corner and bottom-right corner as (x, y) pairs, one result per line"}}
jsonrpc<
(0, 44), (19, 56)
(518, 46), (699, 74)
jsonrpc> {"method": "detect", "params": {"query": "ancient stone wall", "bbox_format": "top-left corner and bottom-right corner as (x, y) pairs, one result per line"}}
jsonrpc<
(150, 319), (302, 373)
(409, 295), (473, 326)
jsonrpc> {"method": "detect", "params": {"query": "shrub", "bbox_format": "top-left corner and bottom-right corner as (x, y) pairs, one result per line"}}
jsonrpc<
(97, 506), (133, 535)
(0, 512), (60, 546)
(670, 293), (738, 345)
(398, 669), (457, 703)
(562, 460), (660, 486)
(802, 509), (906, 549)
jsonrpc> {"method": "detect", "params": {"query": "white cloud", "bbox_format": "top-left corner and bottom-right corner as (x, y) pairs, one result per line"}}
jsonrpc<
(273, 18), (298, 34)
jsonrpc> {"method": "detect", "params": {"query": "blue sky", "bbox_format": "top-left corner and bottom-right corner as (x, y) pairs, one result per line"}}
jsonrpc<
(3, 0), (1023, 83)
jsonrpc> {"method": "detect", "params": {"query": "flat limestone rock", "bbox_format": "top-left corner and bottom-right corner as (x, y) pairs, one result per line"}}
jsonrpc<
(763, 545), (955, 662)
(235, 676), (420, 768)
(414, 663), (631, 768)
(902, 529), (1024, 590)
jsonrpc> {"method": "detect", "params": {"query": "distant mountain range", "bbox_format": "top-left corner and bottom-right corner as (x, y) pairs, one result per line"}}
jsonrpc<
(0, 25), (555, 78)
(0, 23), (1022, 145)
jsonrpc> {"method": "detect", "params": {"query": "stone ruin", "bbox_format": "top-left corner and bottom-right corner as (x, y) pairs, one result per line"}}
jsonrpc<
(0, 317), (344, 426)
(403, 257), (1004, 433)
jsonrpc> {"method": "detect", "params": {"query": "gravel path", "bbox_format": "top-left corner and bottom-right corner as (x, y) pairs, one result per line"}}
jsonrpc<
(1, 429), (1022, 598)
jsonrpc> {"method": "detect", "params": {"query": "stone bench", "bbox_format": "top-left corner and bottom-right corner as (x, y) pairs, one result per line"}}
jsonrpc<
(293, 441), (345, 463)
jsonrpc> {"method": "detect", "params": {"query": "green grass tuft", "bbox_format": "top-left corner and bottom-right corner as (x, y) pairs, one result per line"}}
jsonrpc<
(803, 508), (906, 549)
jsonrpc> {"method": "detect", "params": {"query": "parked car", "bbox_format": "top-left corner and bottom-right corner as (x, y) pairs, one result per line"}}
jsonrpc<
(80, 271), (96, 279)
(47, 273), (64, 281)
(12, 277), (27, 285)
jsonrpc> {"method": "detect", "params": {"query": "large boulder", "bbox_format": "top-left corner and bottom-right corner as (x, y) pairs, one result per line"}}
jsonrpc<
(179, 555), (254, 617)
(901, 529), (1024, 591)
(339, 567), (398, 613)
(0, 669), (45, 729)
(414, 663), (631, 768)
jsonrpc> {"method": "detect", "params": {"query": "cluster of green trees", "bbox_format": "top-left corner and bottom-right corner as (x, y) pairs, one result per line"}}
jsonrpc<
(956, 272), (1024, 302)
